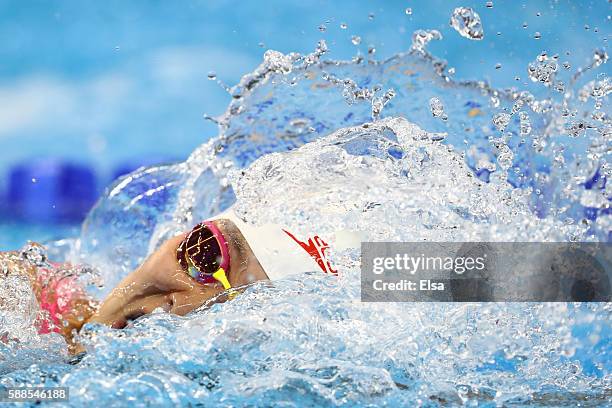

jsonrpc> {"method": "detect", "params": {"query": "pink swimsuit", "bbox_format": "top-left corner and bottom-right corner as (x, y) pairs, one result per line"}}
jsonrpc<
(36, 264), (84, 334)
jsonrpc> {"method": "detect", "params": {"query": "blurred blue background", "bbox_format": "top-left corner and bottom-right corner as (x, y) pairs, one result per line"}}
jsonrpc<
(0, 0), (608, 249)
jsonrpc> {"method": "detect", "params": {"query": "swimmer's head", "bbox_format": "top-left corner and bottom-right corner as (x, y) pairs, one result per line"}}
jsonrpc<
(89, 218), (268, 329)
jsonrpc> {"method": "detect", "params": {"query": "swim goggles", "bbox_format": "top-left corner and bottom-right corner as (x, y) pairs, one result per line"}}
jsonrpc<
(176, 221), (232, 291)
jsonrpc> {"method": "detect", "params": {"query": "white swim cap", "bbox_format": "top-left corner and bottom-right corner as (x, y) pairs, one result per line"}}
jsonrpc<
(211, 208), (337, 280)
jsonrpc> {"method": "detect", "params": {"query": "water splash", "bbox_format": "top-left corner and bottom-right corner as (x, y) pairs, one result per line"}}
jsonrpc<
(410, 29), (442, 53)
(528, 53), (558, 86)
(492, 112), (511, 131)
(1, 24), (610, 405)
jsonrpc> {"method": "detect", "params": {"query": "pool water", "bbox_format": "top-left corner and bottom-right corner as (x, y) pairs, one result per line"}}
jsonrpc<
(0, 1), (611, 407)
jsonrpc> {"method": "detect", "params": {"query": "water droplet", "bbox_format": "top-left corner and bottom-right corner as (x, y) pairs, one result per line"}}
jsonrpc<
(492, 112), (511, 132)
(527, 54), (558, 85)
(554, 81), (566, 93)
(207, 71), (217, 80)
(536, 52), (547, 62)
(511, 98), (524, 114)
(351, 35), (362, 45)
(340, 22), (348, 29)
(519, 112), (532, 135)
(450, 7), (484, 40)
(429, 97), (447, 120)
(485, 1), (493, 9)
(496, 144), (514, 170)
(495, 63), (502, 69)
(20, 243), (47, 266)
(593, 49), (608, 67)
(533, 32), (541, 40)
(368, 12), (375, 21)
(565, 120), (588, 137)
(318, 24), (327, 32)
(405, 8), (413, 15)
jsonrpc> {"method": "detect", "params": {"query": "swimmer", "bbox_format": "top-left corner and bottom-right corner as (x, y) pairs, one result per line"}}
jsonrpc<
(0, 244), (97, 352)
(0, 208), (339, 350)
(90, 208), (338, 328)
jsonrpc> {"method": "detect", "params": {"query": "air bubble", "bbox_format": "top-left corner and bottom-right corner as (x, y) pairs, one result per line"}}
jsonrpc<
(495, 63), (502, 69)
(318, 24), (327, 32)
(368, 12), (375, 21)
(207, 71), (217, 80)
(533, 32), (541, 40)
(522, 22), (528, 28)
(351, 35), (362, 45)
(485, 2), (493, 9)
(405, 8), (413, 15)
(340, 23), (348, 29)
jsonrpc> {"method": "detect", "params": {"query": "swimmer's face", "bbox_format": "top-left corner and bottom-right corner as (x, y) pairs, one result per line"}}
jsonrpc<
(89, 220), (267, 329)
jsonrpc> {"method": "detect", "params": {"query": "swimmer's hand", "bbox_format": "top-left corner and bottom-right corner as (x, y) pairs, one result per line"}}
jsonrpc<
(89, 235), (226, 329)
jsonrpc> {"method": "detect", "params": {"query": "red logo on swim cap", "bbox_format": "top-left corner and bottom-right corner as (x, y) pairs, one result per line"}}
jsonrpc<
(283, 230), (338, 275)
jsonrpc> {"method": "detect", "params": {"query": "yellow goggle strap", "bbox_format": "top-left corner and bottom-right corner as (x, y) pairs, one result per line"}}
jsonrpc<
(212, 268), (232, 290)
